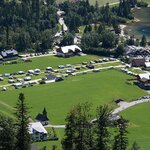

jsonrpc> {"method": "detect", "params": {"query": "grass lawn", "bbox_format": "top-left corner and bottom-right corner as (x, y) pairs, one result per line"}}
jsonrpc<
(128, 68), (146, 74)
(0, 55), (100, 74)
(0, 69), (146, 124)
(120, 103), (150, 150)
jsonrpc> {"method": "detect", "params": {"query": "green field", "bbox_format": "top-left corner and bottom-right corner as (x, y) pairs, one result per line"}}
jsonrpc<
(0, 69), (146, 124)
(0, 55), (100, 74)
(121, 103), (150, 150)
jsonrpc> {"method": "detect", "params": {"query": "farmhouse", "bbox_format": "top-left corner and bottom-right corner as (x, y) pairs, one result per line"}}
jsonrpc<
(137, 73), (150, 90)
(1, 49), (18, 60)
(56, 45), (82, 57)
(131, 57), (145, 67)
(28, 122), (48, 141)
(35, 108), (49, 126)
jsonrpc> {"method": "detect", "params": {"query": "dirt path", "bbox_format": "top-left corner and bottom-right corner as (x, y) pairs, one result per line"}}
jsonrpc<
(0, 101), (15, 110)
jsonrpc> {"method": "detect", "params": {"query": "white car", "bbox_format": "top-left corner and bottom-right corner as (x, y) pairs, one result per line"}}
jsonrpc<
(0, 77), (4, 81)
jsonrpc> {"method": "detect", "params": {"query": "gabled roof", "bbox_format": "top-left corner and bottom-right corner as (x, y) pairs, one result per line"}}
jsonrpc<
(60, 45), (82, 54)
(46, 73), (57, 81)
(29, 122), (47, 134)
(1, 49), (18, 58)
(35, 113), (49, 122)
(132, 58), (145, 66)
(145, 62), (150, 68)
(138, 73), (150, 80)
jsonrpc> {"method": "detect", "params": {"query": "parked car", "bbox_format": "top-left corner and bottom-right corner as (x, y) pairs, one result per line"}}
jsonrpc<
(86, 64), (94, 69)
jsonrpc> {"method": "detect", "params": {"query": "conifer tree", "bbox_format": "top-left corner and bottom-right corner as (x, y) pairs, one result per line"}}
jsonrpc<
(95, 105), (111, 150)
(140, 35), (147, 47)
(15, 93), (31, 150)
(0, 115), (16, 150)
(131, 141), (140, 150)
(113, 117), (128, 150)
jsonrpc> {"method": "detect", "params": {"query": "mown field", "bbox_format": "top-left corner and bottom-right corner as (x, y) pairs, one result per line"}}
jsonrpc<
(0, 55), (100, 74)
(121, 103), (150, 150)
(0, 69), (146, 124)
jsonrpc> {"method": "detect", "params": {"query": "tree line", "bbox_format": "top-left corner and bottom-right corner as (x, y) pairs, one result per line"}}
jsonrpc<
(0, 0), (57, 52)
(62, 102), (140, 150)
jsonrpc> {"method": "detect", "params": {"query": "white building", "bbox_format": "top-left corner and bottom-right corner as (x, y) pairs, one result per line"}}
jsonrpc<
(56, 45), (82, 57)
(28, 122), (48, 141)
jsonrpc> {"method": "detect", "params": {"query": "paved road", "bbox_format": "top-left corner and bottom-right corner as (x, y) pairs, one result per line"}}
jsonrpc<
(112, 98), (150, 114)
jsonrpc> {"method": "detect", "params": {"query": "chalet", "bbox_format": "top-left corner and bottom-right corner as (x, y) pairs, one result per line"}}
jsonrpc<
(35, 108), (49, 126)
(29, 122), (48, 141)
(137, 73), (150, 90)
(1, 49), (18, 60)
(131, 58), (145, 67)
(125, 46), (150, 57)
(56, 45), (82, 57)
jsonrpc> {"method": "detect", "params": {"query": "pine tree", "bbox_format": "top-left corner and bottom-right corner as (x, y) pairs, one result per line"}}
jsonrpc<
(15, 93), (31, 150)
(0, 115), (16, 150)
(131, 141), (140, 150)
(140, 35), (147, 47)
(95, 105), (111, 150)
(62, 103), (93, 150)
(43, 107), (47, 116)
(113, 117), (128, 150)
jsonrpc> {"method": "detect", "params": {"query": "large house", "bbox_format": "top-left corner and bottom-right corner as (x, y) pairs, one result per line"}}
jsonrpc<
(56, 45), (82, 57)
(131, 57), (145, 67)
(35, 108), (49, 126)
(125, 45), (150, 57)
(1, 49), (18, 60)
(137, 73), (150, 90)
(28, 122), (48, 141)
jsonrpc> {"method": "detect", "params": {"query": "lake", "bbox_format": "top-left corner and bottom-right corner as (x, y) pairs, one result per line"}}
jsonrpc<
(124, 7), (150, 40)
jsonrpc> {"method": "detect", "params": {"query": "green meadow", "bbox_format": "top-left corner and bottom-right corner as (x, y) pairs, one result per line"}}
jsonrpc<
(121, 103), (150, 150)
(0, 69), (146, 124)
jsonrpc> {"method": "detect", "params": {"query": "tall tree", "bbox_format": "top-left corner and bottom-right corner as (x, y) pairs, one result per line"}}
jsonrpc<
(62, 103), (93, 150)
(95, 105), (111, 150)
(131, 141), (140, 150)
(113, 117), (128, 150)
(15, 93), (31, 150)
(140, 35), (147, 47)
(0, 115), (16, 150)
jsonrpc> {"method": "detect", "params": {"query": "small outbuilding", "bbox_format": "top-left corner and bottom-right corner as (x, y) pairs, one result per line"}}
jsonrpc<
(35, 108), (49, 126)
